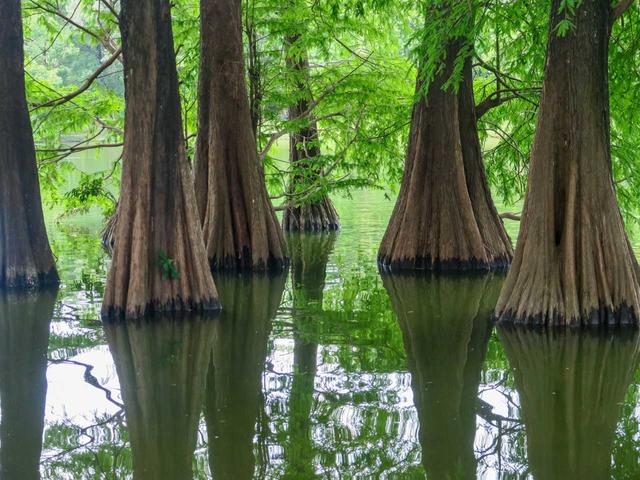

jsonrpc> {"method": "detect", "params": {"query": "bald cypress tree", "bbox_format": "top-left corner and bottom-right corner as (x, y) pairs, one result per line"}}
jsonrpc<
(195, 0), (287, 271)
(0, 0), (58, 289)
(495, 0), (640, 326)
(102, 0), (219, 319)
(378, 5), (512, 272)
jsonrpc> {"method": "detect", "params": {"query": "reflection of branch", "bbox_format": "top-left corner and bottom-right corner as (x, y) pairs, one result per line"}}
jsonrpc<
(40, 410), (125, 464)
(32, 47), (122, 110)
(48, 358), (124, 408)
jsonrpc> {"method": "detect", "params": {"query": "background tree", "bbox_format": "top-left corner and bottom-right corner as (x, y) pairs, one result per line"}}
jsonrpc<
(0, 0), (58, 288)
(281, 29), (340, 232)
(378, 2), (513, 272)
(495, 0), (640, 326)
(195, 0), (287, 271)
(0, 290), (57, 480)
(101, 0), (220, 319)
(499, 327), (640, 479)
(383, 274), (502, 477)
(205, 272), (287, 479)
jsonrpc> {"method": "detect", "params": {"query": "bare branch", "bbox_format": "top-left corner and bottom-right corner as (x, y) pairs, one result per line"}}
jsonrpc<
(32, 47), (122, 110)
(612, 0), (635, 22)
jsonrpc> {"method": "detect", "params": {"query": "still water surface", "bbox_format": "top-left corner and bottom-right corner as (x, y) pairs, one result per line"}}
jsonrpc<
(2, 190), (640, 479)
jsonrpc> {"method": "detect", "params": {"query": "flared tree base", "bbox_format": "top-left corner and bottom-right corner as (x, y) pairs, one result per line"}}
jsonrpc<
(283, 197), (340, 232)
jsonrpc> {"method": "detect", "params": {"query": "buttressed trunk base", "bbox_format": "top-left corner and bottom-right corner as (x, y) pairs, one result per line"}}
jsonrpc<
(495, 0), (640, 327)
(378, 46), (512, 272)
(283, 196), (340, 232)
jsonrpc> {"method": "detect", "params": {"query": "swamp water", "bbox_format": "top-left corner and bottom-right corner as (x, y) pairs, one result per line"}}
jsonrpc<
(1, 190), (640, 479)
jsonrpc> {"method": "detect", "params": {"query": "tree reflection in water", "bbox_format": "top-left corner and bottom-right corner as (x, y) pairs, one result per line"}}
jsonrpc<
(205, 272), (287, 479)
(104, 315), (215, 480)
(499, 326), (640, 480)
(384, 273), (502, 479)
(283, 233), (337, 479)
(0, 289), (57, 480)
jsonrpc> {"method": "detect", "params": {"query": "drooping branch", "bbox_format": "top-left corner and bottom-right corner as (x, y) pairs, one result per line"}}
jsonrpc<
(612, 0), (635, 21)
(32, 47), (122, 110)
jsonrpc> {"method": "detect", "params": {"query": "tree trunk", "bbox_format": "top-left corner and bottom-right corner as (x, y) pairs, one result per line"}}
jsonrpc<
(378, 38), (512, 272)
(495, 0), (640, 326)
(195, 0), (287, 271)
(282, 36), (340, 233)
(499, 327), (640, 479)
(0, 290), (57, 480)
(0, 0), (58, 289)
(105, 316), (215, 480)
(205, 272), (286, 480)
(102, 0), (220, 319)
(282, 233), (336, 478)
(383, 274), (502, 478)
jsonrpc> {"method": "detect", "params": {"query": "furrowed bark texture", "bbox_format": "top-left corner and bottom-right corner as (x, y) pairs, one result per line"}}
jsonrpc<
(105, 316), (215, 480)
(383, 274), (502, 478)
(284, 233), (336, 477)
(205, 272), (286, 479)
(0, 290), (56, 480)
(102, 0), (220, 319)
(282, 36), (340, 232)
(499, 327), (640, 479)
(195, 0), (287, 271)
(378, 43), (512, 272)
(495, 0), (640, 326)
(0, 0), (58, 289)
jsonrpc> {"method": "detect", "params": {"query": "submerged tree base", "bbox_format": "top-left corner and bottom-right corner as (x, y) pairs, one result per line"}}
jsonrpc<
(209, 249), (290, 272)
(497, 303), (639, 328)
(0, 270), (59, 290)
(283, 197), (340, 232)
(378, 253), (511, 273)
(101, 296), (221, 322)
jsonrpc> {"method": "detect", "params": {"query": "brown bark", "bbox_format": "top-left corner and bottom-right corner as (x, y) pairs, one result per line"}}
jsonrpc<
(0, 289), (57, 480)
(105, 316), (215, 480)
(0, 0), (58, 289)
(195, 0), (287, 271)
(102, 0), (220, 319)
(499, 327), (640, 479)
(282, 36), (340, 233)
(378, 39), (512, 272)
(284, 233), (336, 477)
(383, 273), (502, 478)
(205, 272), (286, 479)
(495, 0), (640, 326)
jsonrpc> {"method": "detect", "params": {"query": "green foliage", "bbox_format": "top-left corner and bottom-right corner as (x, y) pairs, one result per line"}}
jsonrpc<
(156, 251), (180, 280)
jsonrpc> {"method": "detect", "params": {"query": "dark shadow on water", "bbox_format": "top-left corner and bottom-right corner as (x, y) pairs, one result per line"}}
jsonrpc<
(383, 273), (504, 479)
(205, 271), (287, 480)
(498, 326), (640, 480)
(0, 288), (57, 480)
(104, 314), (216, 480)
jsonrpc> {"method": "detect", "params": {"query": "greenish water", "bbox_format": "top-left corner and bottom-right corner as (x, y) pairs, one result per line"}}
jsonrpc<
(2, 190), (640, 479)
